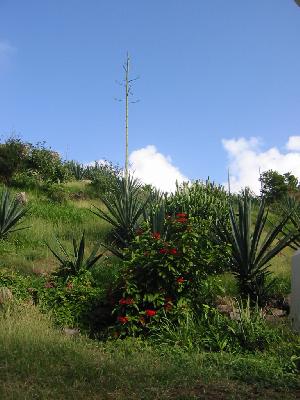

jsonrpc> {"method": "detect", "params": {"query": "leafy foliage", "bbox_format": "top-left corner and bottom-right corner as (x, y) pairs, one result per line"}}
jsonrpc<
(0, 137), (70, 186)
(259, 170), (299, 203)
(0, 187), (29, 239)
(112, 213), (230, 337)
(40, 272), (106, 330)
(167, 179), (229, 222)
(87, 160), (122, 196)
(150, 300), (282, 353)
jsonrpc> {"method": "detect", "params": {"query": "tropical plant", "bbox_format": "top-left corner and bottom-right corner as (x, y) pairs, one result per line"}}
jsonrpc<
(0, 187), (29, 239)
(47, 232), (104, 279)
(144, 189), (167, 237)
(91, 175), (150, 249)
(216, 190), (297, 304)
(168, 179), (228, 222)
(68, 161), (86, 181)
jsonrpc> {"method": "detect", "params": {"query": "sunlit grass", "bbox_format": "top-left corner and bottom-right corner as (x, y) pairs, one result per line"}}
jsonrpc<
(0, 304), (298, 400)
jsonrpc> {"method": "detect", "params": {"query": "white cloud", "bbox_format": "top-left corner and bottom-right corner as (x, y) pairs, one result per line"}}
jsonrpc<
(286, 136), (300, 151)
(129, 145), (188, 192)
(222, 136), (300, 194)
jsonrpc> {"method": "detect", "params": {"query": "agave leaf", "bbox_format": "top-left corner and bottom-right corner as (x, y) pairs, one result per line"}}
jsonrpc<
(76, 232), (85, 271)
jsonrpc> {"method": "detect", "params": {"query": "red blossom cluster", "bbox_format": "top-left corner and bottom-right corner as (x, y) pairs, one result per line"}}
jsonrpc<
(145, 309), (156, 317)
(176, 276), (186, 284)
(119, 297), (134, 305)
(159, 247), (178, 255)
(176, 212), (188, 223)
(152, 232), (161, 240)
(117, 316), (129, 324)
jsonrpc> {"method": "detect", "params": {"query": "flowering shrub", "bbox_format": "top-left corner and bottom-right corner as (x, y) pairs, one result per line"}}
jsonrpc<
(113, 213), (231, 336)
(40, 271), (105, 330)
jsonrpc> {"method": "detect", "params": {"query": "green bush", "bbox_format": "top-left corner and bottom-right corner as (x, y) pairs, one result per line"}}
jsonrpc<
(40, 271), (106, 330)
(112, 213), (230, 337)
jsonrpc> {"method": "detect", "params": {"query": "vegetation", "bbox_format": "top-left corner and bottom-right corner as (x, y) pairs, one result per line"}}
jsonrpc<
(217, 190), (297, 304)
(0, 139), (300, 398)
(259, 170), (299, 203)
(0, 187), (28, 239)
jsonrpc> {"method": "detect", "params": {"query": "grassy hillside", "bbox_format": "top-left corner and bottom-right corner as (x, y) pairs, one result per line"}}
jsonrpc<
(0, 181), (299, 399)
(0, 182), (110, 274)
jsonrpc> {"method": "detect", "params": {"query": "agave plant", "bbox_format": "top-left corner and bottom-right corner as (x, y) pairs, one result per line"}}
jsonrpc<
(0, 187), (29, 239)
(69, 161), (85, 180)
(279, 195), (300, 249)
(91, 175), (150, 249)
(47, 232), (103, 279)
(217, 190), (297, 304)
(144, 189), (168, 237)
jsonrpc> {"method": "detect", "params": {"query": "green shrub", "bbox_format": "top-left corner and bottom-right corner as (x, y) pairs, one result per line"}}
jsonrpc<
(111, 213), (230, 337)
(87, 160), (122, 196)
(42, 183), (70, 203)
(40, 271), (106, 330)
(0, 137), (29, 184)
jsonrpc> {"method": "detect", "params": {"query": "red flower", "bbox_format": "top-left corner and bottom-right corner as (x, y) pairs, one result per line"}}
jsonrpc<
(117, 316), (129, 324)
(176, 213), (187, 218)
(159, 248), (168, 255)
(145, 309), (156, 317)
(152, 232), (161, 240)
(119, 297), (134, 305)
(176, 217), (188, 223)
(176, 277), (185, 284)
(164, 303), (173, 311)
(169, 248), (178, 255)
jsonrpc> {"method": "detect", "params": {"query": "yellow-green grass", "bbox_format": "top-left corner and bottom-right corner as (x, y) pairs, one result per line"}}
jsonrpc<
(0, 303), (299, 400)
(0, 183), (110, 275)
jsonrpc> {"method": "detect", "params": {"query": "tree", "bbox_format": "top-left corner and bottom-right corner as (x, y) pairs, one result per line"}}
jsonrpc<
(259, 170), (298, 203)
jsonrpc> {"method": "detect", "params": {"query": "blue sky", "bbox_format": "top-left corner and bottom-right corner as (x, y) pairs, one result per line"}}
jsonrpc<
(0, 1), (300, 191)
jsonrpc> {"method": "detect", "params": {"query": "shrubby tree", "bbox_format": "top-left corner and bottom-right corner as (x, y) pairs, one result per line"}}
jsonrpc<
(0, 136), (70, 186)
(259, 170), (299, 203)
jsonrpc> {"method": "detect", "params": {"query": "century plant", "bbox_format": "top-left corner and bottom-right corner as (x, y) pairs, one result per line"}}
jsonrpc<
(217, 190), (297, 304)
(0, 187), (29, 239)
(279, 195), (300, 249)
(91, 175), (150, 249)
(47, 232), (103, 279)
(144, 189), (167, 237)
(70, 161), (85, 181)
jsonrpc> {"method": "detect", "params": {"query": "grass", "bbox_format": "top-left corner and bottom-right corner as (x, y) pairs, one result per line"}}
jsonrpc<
(0, 182), (299, 399)
(0, 183), (111, 274)
(0, 303), (299, 400)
